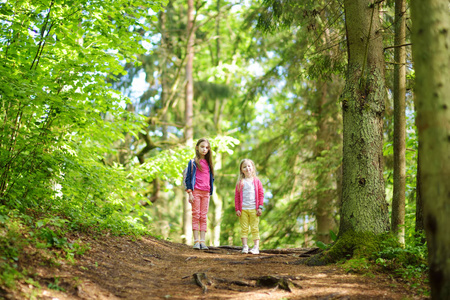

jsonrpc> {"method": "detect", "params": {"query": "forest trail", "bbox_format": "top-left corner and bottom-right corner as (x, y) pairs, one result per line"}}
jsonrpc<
(10, 235), (425, 300)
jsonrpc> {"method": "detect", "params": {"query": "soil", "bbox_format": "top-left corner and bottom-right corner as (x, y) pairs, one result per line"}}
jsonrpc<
(6, 234), (428, 300)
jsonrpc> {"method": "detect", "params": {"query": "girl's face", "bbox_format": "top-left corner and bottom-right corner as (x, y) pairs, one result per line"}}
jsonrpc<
(197, 141), (210, 158)
(241, 161), (253, 177)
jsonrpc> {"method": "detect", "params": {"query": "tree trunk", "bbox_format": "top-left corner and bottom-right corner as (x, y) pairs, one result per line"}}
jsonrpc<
(209, 144), (223, 245)
(391, 0), (406, 245)
(415, 152), (424, 234)
(160, 9), (169, 141)
(183, 0), (195, 245)
(208, 0), (224, 247)
(303, 213), (310, 247)
(339, 0), (389, 236)
(315, 81), (334, 244)
(185, 0), (195, 143)
(411, 0), (450, 298)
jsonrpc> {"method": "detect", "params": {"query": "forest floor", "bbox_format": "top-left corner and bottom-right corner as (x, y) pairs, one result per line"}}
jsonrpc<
(4, 234), (428, 300)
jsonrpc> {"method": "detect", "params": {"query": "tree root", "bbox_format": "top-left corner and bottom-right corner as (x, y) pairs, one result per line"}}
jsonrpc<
(252, 275), (302, 292)
(193, 272), (212, 294)
(213, 277), (254, 287)
(192, 273), (302, 293)
(217, 245), (242, 251)
(260, 248), (315, 254)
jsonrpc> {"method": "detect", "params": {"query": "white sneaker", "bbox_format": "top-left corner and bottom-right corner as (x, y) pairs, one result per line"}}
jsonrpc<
(242, 245), (249, 254)
(200, 243), (209, 250)
(193, 242), (200, 250)
(249, 247), (259, 254)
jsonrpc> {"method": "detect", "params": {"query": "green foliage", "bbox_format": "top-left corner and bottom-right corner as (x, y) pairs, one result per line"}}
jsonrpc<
(316, 230), (338, 250)
(375, 233), (428, 284)
(0, 0), (166, 237)
(315, 231), (429, 295)
(341, 257), (370, 274)
(0, 214), (25, 287)
(48, 277), (65, 292)
(0, 208), (95, 288)
(315, 241), (328, 250)
(324, 231), (386, 263)
(140, 136), (240, 187)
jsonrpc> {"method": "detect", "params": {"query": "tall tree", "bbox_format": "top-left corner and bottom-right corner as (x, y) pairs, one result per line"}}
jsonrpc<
(339, 0), (390, 236)
(240, 0), (345, 248)
(391, 0), (407, 244)
(183, 0), (196, 245)
(314, 11), (343, 244)
(314, 80), (338, 244)
(411, 0), (450, 298)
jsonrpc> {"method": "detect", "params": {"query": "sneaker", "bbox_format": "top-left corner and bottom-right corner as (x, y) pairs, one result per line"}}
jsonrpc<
(249, 247), (259, 254)
(193, 242), (200, 250)
(241, 245), (249, 254)
(200, 243), (209, 250)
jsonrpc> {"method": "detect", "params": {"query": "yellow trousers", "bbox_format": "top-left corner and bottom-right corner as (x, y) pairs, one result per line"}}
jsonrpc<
(240, 209), (260, 240)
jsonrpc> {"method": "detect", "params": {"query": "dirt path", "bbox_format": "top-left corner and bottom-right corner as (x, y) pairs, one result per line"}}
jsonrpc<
(10, 235), (426, 299)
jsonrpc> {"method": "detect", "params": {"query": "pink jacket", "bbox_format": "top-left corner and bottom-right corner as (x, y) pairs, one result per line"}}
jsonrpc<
(234, 178), (264, 212)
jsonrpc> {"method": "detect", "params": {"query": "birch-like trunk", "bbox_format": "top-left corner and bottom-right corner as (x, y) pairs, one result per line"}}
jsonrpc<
(391, 0), (407, 245)
(183, 0), (195, 245)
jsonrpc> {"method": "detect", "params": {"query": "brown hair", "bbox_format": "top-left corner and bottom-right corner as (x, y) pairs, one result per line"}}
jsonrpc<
(194, 138), (214, 177)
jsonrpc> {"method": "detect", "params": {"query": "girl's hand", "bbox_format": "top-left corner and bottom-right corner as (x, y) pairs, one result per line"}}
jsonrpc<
(256, 208), (262, 216)
(236, 211), (241, 217)
(188, 193), (194, 203)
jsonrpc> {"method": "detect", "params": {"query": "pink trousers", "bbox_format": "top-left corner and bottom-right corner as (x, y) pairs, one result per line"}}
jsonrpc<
(191, 189), (210, 231)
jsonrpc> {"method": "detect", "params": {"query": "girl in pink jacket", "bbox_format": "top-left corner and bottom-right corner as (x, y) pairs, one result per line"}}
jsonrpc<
(235, 159), (264, 254)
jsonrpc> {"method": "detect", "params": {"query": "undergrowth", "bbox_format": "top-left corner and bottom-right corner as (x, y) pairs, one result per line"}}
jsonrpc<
(316, 231), (429, 297)
(0, 204), (150, 293)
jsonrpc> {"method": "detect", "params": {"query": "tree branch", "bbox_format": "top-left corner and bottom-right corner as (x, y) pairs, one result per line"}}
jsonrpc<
(384, 43), (412, 51)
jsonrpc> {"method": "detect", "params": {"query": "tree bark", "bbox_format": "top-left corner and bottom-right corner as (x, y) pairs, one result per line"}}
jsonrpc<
(414, 152), (424, 234)
(411, 0), (450, 298)
(339, 0), (389, 236)
(315, 81), (334, 244)
(208, 0), (224, 247)
(209, 150), (223, 246)
(185, 0), (195, 143)
(391, 0), (406, 245)
(183, 0), (195, 245)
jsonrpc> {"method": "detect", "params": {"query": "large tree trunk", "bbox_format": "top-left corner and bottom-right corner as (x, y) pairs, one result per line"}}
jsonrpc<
(339, 0), (389, 236)
(411, 1), (450, 298)
(391, 0), (406, 245)
(182, 0), (195, 245)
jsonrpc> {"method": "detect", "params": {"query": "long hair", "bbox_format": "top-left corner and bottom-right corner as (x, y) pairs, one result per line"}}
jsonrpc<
(236, 158), (257, 190)
(194, 138), (214, 177)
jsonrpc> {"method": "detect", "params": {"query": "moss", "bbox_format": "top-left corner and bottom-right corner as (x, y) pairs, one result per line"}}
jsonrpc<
(306, 231), (400, 266)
